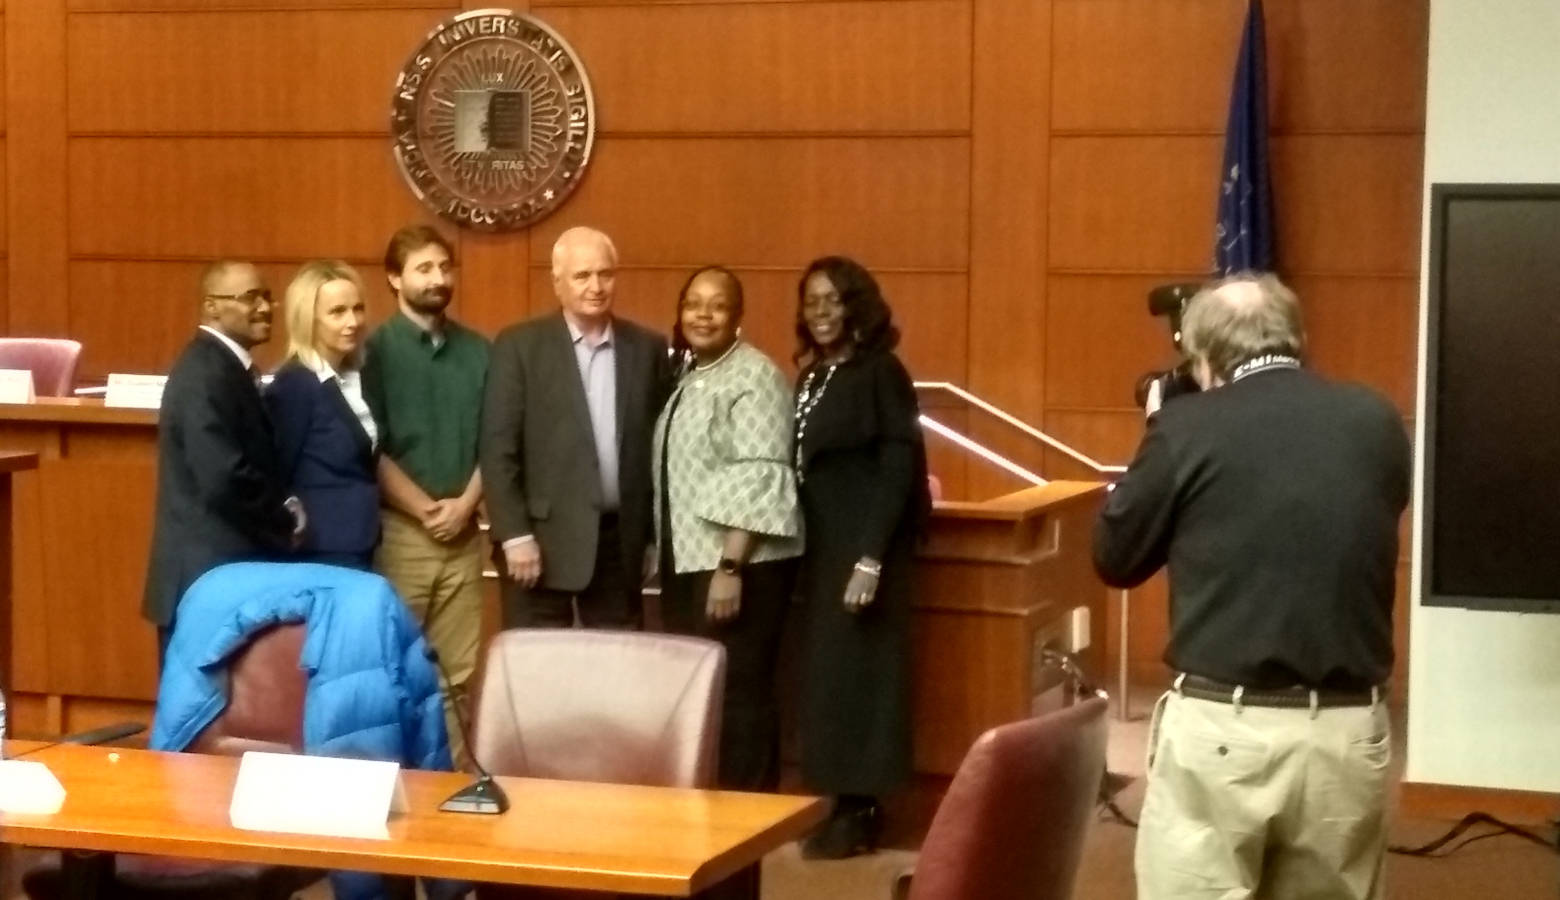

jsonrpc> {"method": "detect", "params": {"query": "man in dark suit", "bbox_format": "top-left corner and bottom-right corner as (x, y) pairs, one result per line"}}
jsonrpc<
(143, 260), (304, 648)
(481, 226), (671, 629)
(1094, 273), (1411, 900)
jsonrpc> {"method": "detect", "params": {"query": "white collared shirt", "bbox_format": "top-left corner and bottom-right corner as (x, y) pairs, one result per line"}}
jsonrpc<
(313, 359), (379, 450)
(198, 325), (254, 372)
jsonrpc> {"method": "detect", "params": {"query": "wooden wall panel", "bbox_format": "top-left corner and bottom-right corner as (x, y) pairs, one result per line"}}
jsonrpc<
(539, 1), (970, 135)
(68, 138), (432, 260)
(1262, 0), (1428, 134)
(1053, 0), (1428, 135)
(523, 137), (971, 270)
(1052, 0), (1238, 134)
(1049, 136), (1221, 273)
(450, 232), (530, 339)
(0, 0), (6, 332)
(1043, 409), (1143, 471)
(965, 0), (1049, 501)
(70, 0), (445, 9)
(69, 260), (404, 379)
(6, 0), (67, 335)
(1271, 135), (1423, 274)
(0, 12), (7, 131)
(0, 135), (7, 259)
(1292, 275), (1419, 413)
(1045, 274), (1184, 411)
(67, 9), (453, 134)
(1052, 135), (1422, 275)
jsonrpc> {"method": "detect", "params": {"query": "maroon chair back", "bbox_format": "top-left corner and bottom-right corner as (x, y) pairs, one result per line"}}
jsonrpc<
(191, 624), (308, 756)
(0, 337), (82, 396)
(471, 630), (725, 788)
(23, 624), (316, 900)
(908, 697), (1108, 900)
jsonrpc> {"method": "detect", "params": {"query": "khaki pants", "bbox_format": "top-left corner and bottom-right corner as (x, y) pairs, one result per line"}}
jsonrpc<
(1136, 682), (1391, 900)
(376, 509), (484, 771)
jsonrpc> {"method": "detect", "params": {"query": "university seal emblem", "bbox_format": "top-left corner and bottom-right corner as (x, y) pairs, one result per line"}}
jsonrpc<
(391, 9), (596, 232)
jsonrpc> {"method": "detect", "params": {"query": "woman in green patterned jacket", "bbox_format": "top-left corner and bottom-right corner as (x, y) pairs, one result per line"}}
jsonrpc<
(652, 265), (802, 797)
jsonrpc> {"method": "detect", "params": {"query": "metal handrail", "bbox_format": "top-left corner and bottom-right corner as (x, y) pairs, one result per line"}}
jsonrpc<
(913, 381), (1127, 476)
(919, 415), (1046, 485)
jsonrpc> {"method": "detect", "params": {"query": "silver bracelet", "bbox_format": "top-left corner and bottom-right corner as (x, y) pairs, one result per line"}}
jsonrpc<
(853, 560), (882, 577)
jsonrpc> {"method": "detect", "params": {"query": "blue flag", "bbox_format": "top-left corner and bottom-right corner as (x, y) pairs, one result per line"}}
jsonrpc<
(1213, 0), (1275, 275)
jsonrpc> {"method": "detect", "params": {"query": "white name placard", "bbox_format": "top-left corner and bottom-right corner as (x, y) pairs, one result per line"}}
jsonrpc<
(0, 759), (66, 815)
(104, 373), (167, 409)
(229, 751), (406, 840)
(0, 369), (36, 405)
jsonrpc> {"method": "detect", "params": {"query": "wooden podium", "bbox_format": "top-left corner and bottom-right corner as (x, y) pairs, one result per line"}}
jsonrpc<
(910, 480), (1108, 775)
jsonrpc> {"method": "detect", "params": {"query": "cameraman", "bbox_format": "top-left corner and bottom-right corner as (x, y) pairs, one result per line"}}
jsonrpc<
(1094, 273), (1410, 900)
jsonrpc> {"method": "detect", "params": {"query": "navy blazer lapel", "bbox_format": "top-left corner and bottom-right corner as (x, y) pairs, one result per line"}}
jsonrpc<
(322, 376), (375, 467)
(198, 330), (270, 428)
(552, 314), (598, 460)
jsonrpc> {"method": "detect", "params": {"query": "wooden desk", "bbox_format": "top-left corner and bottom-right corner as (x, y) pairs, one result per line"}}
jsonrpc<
(0, 742), (825, 895)
(0, 400), (158, 735)
(0, 451), (39, 688)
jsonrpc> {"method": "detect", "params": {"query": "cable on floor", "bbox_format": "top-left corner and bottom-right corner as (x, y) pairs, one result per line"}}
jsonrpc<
(1095, 787), (1557, 861)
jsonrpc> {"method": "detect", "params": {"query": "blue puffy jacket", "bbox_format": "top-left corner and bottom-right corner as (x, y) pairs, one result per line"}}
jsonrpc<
(151, 561), (457, 900)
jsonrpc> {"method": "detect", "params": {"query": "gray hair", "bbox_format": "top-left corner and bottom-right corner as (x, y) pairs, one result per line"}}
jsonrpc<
(1181, 271), (1305, 381)
(550, 226), (618, 278)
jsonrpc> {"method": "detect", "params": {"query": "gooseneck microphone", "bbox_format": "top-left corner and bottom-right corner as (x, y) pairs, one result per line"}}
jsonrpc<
(60, 721), (147, 745)
(424, 647), (509, 815)
(6, 720), (148, 760)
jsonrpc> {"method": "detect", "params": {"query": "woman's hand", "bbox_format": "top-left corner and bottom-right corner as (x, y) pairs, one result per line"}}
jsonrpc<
(843, 557), (881, 612)
(707, 570), (743, 622)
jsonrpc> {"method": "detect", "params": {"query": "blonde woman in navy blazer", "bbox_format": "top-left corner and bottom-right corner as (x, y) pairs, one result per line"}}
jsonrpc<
(266, 261), (382, 569)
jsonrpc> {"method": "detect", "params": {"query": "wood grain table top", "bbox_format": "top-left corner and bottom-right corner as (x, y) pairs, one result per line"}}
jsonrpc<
(0, 742), (827, 895)
(0, 397), (156, 426)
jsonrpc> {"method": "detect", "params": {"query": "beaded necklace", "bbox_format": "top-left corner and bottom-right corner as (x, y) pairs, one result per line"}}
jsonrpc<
(793, 362), (839, 482)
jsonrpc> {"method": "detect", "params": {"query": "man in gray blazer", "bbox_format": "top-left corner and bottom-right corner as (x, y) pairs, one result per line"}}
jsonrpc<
(480, 226), (672, 628)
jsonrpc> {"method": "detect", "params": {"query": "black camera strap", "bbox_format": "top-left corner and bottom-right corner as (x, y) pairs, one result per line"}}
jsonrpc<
(1231, 354), (1300, 382)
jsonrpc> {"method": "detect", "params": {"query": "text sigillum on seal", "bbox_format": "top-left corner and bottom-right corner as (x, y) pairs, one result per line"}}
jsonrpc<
(391, 9), (596, 232)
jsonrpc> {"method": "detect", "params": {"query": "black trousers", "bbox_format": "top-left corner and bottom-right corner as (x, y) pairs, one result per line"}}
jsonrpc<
(660, 556), (797, 792)
(499, 513), (642, 630)
(661, 555), (795, 900)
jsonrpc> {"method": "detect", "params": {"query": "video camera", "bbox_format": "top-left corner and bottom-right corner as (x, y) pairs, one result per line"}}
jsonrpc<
(1132, 282), (1204, 409)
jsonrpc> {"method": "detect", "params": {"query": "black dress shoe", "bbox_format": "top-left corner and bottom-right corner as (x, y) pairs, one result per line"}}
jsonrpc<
(800, 802), (882, 860)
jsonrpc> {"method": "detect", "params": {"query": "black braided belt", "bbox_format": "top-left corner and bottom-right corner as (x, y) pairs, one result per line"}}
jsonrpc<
(1178, 674), (1380, 709)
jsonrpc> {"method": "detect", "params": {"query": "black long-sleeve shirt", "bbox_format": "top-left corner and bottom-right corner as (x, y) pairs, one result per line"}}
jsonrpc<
(1093, 367), (1411, 689)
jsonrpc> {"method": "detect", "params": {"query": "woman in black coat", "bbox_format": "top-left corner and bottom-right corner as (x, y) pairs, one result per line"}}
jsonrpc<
(266, 260), (380, 569)
(792, 256), (931, 859)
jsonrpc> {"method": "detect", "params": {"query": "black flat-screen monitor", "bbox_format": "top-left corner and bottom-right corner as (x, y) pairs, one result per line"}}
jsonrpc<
(1424, 183), (1560, 611)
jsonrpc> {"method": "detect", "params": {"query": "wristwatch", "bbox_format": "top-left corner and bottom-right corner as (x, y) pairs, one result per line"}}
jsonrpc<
(717, 557), (743, 576)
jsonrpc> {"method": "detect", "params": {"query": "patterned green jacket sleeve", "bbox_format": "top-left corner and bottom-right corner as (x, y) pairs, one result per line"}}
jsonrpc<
(691, 350), (800, 538)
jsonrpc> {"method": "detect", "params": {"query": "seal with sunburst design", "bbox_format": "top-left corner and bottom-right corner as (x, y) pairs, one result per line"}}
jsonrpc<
(391, 9), (595, 232)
